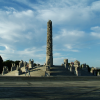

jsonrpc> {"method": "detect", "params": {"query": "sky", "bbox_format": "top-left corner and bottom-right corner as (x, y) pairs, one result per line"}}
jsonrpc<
(0, 0), (100, 68)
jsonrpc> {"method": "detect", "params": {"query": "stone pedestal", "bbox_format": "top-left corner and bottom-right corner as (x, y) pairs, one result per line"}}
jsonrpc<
(11, 67), (12, 71)
(64, 59), (68, 68)
(16, 65), (19, 71)
(29, 59), (34, 68)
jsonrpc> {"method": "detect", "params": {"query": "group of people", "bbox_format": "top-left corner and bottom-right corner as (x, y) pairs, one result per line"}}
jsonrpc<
(25, 64), (30, 76)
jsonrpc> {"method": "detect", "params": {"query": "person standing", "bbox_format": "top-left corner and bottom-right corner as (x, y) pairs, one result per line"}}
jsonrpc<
(28, 67), (30, 77)
(25, 67), (27, 76)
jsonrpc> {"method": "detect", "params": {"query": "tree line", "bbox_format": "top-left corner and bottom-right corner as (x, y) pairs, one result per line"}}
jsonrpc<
(0, 55), (37, 74)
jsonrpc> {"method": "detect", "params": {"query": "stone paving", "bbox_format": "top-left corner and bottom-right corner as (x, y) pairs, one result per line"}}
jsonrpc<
(0, 81), (100, 100)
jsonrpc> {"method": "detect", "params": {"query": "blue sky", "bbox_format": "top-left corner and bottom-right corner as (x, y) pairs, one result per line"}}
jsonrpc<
(0, 0), (100, 68)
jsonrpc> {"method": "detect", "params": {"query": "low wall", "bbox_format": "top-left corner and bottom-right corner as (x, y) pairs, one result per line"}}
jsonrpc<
(0, 76), (100, 82)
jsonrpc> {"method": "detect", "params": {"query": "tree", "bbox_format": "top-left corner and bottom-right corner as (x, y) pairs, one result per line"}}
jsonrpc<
(14, 60), (20, 66)
(84, 65), (91, 72)
(0, 55), (3, 74)
(34, 63), (36, 66)
(3, 60), (14, 71)
(68, 63), (70, 66)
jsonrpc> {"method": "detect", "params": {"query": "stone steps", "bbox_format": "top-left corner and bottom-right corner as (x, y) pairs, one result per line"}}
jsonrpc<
(50, 66), (76, 76)
(3, 65), (46, 76)
(68, 67), (96, 76)
(3, 70), (19, 76)
(80, 69), (95, 76)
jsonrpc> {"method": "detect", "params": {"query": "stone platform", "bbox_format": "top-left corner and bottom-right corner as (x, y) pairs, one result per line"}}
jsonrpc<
(0, 76), (100, 100)
(2, 65), (46, 76)
(0, 76), (100, 81)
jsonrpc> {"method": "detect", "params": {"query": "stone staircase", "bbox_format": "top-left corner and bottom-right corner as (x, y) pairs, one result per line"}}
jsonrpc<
(2, 65), (46, 76)
(3, 70), (20, 76)
(79, 69), (95, 76)
(50, 65), (76, 76)
(2, 65), (96, 77)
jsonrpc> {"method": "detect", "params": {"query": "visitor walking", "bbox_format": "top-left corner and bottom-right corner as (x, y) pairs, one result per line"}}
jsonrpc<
(25, 67), (27, 76)
(28, 67), (30, 77)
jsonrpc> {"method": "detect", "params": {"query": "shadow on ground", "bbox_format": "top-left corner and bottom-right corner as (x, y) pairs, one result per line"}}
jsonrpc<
(0, 87), (100, 100)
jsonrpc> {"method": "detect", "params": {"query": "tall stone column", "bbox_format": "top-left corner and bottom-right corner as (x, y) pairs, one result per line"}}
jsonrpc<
(46, 20), (53, 66)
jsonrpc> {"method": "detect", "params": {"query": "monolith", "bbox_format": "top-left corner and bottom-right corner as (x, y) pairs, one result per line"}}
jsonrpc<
(46, 20), (53, 66)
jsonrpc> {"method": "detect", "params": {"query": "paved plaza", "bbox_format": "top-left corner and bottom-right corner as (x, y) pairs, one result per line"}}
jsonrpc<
(0, 81), (100, 100)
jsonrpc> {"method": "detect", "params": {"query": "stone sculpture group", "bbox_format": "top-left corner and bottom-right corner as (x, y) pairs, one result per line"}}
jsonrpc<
(2, 59), (34, 76)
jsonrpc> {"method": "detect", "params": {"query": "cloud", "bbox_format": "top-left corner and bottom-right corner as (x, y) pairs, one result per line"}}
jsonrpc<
(53, 29), (86, 51)
(53, 53), (63, 57)
(53, 56), (78, 65)
(0, 0), (100, 66)
(91, 1), (100, 11)
(70, 50), (80, 52)
(54, 29), (85, 41)
(64, 44), (72, 49)
(91, 26), (100, 32)
(90, 26), (100, 38)
(13, 10), (34, 18)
